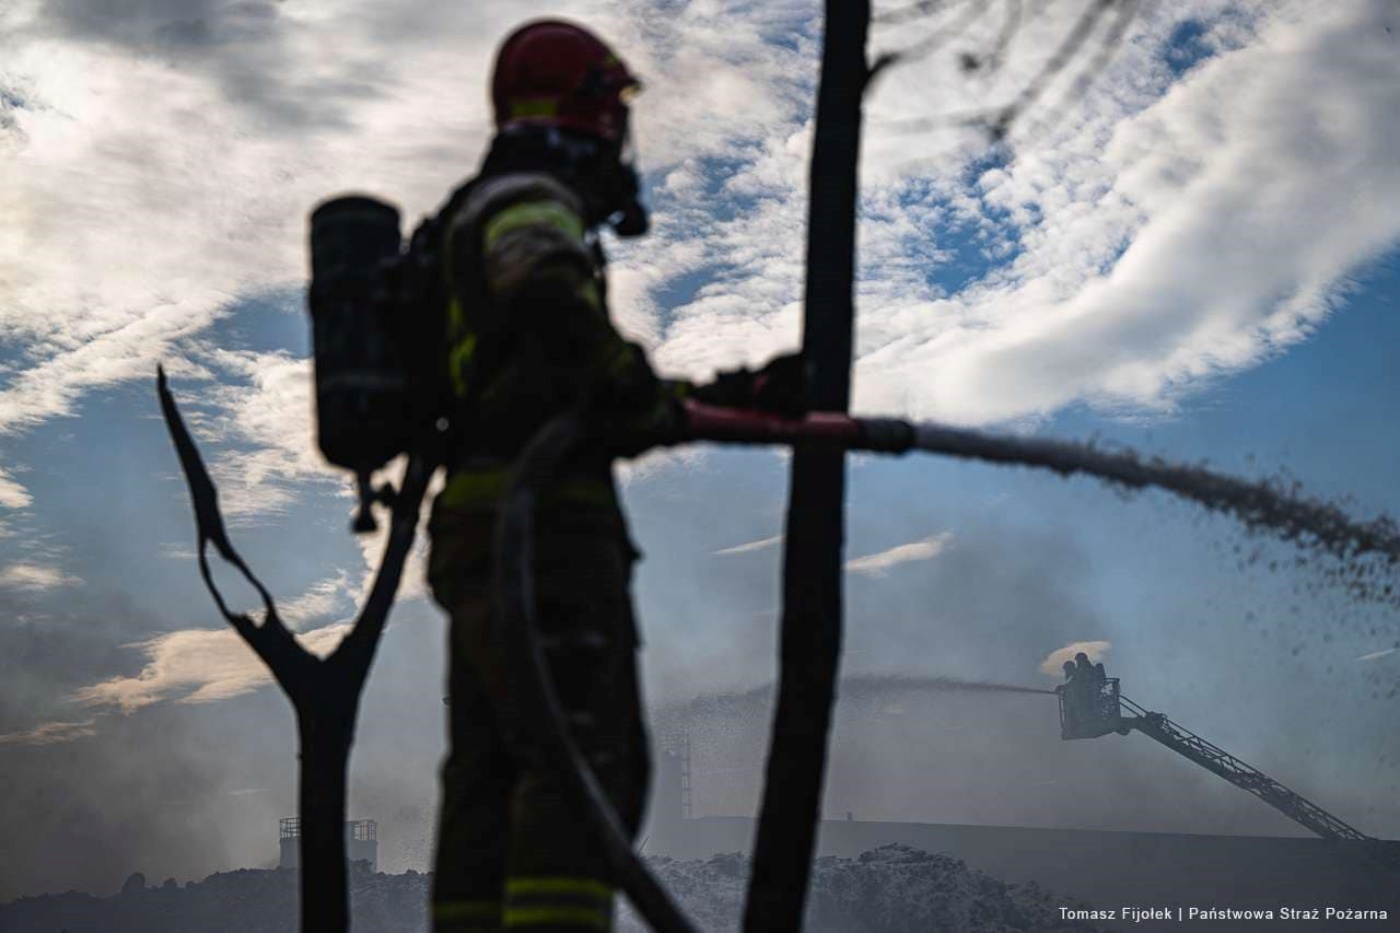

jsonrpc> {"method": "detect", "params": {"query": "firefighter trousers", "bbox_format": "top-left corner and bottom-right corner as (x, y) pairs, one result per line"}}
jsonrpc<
(427, 502), (650, 933)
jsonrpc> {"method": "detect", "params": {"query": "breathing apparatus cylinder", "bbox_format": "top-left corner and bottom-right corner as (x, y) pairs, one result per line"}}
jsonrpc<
(307, 195), (412, 481)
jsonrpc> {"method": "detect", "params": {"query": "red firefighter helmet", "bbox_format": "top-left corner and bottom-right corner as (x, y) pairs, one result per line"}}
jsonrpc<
(491, 20), (641, 144)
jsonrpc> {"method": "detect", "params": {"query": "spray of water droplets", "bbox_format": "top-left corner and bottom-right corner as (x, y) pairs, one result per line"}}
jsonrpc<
(912, 425), (1400, 609)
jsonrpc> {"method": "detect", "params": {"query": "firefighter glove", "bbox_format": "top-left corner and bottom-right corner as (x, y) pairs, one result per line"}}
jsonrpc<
(692, 352), (808, 418)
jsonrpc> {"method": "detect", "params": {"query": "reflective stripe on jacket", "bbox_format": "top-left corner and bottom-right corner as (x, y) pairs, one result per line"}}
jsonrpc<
(504, 876), (613, 931)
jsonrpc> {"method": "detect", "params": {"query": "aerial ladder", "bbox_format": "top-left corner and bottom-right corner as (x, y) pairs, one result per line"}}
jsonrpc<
(1055, 660), (1379, 844)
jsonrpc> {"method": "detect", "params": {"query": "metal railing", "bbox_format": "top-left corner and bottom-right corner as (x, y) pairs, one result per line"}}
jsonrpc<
(279, 817), (377, 842)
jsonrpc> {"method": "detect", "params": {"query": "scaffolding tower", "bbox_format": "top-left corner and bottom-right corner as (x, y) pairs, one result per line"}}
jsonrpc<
(278, 818), (378, 872)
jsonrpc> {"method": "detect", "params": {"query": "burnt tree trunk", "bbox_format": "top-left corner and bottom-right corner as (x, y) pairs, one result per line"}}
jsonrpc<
(744, 1), (870, 930)
(296, 702), (356, 933)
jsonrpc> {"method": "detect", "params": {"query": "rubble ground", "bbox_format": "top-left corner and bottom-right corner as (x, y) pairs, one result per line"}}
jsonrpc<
(0, 844), (1102, 933)
(621, 844), (1103, 932)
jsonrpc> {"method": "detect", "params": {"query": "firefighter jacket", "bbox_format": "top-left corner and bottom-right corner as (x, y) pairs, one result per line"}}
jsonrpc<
(435, 170), (677, 519)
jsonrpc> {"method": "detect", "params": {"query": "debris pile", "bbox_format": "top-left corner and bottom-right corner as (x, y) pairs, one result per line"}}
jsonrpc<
(623, 844), (1102, 932)
(0, 862), (428, 933)
(0, 845), (1101, 933)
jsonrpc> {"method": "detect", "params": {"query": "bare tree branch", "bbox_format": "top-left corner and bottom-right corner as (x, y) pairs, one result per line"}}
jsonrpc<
(873, 0), (967, 28)
(1010, 0), (1140, 147)
(881, 0), (993, 68)
(870, 0), (1135, 147)
(979, 0), (1025, 75)
(973, 0), (1117, 140)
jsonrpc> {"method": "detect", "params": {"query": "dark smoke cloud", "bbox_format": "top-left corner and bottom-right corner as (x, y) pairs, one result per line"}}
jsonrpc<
(665, 675), (1339, 838)
(0, 576), (448, 901)
(36, 1), (283, 58)
(0, 586), (166, 733)
(0, 686), (297, 901)
(630, 454), (1400, 843)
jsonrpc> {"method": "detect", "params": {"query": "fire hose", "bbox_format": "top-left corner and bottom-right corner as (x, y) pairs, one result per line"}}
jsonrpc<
(494, 409), (700, 933)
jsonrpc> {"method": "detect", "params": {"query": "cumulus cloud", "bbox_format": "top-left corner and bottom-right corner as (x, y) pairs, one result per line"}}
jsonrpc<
(714, 534), (784, 556)
(72, 622), (351, 714)
(0, 0), (823, 536)
(0, 468), (33, 509)
(0, 718), (97, 747)
(0, 561), (81, 591)
(6, 0), (1393, 537)
(637, 0), (1400, 435)
(185, 347), (341, 522)
(0, 0), (811, 440)
(277, 571), (353, 629)
(1040, 640), (1113, 676)
(844, 533), (953, 577)
(855, 0), (1400, 423)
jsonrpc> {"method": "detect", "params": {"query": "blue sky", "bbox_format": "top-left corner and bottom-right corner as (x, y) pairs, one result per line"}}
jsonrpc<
(3, 0), (1400, 901)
